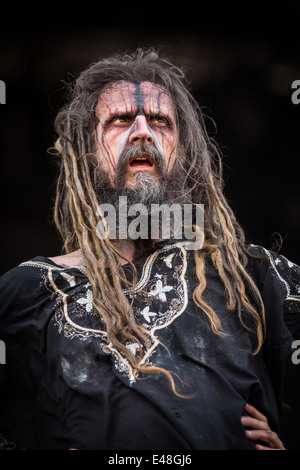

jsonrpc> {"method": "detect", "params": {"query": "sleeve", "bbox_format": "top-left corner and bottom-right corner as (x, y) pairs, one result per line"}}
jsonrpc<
(246, 245), (300, 411)
(0, 263), (55, 449)
(263, 252), (300, 448)
(267, 250), (300, 340)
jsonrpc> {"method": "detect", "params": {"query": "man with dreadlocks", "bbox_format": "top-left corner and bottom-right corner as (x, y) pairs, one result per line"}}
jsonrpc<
(0, 49), (299, 451)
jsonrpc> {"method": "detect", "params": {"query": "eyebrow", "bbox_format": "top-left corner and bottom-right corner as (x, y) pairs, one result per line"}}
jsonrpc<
(103, 109), (136, 124)
(104, 108), (175, 124)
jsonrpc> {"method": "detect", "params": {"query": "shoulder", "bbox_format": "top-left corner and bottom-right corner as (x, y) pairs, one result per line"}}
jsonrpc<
(0, 250), (85, 289)
(0, 257), (54, 314)
(47, 250), (85, 268)
(0, 258), (47, 291)
(0, 252), (88, 335)
(0, 258), (53, 336)
(0, 250), (86, 294)
(246, 244), (300, 302)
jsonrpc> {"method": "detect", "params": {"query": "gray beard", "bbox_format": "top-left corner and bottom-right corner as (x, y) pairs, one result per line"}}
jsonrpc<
(95, 147), (189, 254)
(113, 171), (167, 211)
(112, 143), (168, 209)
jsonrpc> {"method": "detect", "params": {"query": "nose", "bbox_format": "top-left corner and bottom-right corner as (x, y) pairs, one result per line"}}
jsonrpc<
(129, 115), (154, 145)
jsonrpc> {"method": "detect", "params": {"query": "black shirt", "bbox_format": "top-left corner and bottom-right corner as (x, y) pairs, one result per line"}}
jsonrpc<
(0, 242), (299, 450)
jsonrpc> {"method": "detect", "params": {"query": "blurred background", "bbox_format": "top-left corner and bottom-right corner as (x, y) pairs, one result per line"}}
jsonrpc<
(0, 4), (299, 449)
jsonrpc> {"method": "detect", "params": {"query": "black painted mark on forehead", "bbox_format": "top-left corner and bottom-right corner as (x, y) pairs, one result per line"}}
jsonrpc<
(156, 89), (165, 114)
(134, 82), (144, 115)
(134, 82), (173, 118)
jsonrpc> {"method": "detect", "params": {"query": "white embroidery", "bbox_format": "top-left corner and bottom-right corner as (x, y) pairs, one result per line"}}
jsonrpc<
(140, 306), (157, 323)
(76, 289), (93, 313)
(60, 272), (76, 287)
(163, 253), (175, 268)
(126, 342), (140, 355)
(149, 279), (173, 302)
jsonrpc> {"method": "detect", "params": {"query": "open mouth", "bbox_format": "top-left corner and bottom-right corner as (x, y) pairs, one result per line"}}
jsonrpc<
(129, 153), (154, 169)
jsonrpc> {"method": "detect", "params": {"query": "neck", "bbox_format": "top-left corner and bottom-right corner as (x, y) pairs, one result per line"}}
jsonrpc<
(115, 238), (160, 265)
(116, 239), (136, 264)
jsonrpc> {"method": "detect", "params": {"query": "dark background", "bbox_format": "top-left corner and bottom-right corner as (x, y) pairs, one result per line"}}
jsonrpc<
(0, 5), (299, 449)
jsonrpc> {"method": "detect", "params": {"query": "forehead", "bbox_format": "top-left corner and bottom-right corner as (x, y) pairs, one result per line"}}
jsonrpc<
(96, 81), (175, 118)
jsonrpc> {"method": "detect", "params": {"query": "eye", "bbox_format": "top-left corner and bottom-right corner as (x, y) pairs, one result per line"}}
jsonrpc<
(112, 115), (131, 124)
(149, 115), (171, 127)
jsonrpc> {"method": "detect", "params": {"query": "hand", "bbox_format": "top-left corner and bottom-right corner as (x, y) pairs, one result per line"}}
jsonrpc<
(241, 403), (286, 450)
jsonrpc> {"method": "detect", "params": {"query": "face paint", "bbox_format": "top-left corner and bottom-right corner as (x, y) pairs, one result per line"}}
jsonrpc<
(146, 122), (164, 156)
(95, 81), (178, 184)
(134, 82), (144, 116)
(118, 115), (164, 160)
(118, 125), (133, 158)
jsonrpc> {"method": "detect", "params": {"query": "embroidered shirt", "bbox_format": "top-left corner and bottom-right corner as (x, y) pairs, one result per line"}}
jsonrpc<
(0, 242), (299, 450)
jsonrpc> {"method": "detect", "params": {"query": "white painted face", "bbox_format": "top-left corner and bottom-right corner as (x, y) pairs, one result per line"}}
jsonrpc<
(95, 81), (178, 185)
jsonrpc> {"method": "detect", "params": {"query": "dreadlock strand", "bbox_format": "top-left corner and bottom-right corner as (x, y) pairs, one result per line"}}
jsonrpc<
(193, 249), (225, 336)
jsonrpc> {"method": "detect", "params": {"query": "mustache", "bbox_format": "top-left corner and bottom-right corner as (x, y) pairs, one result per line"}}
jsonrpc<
(114, 144), (167, 184)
